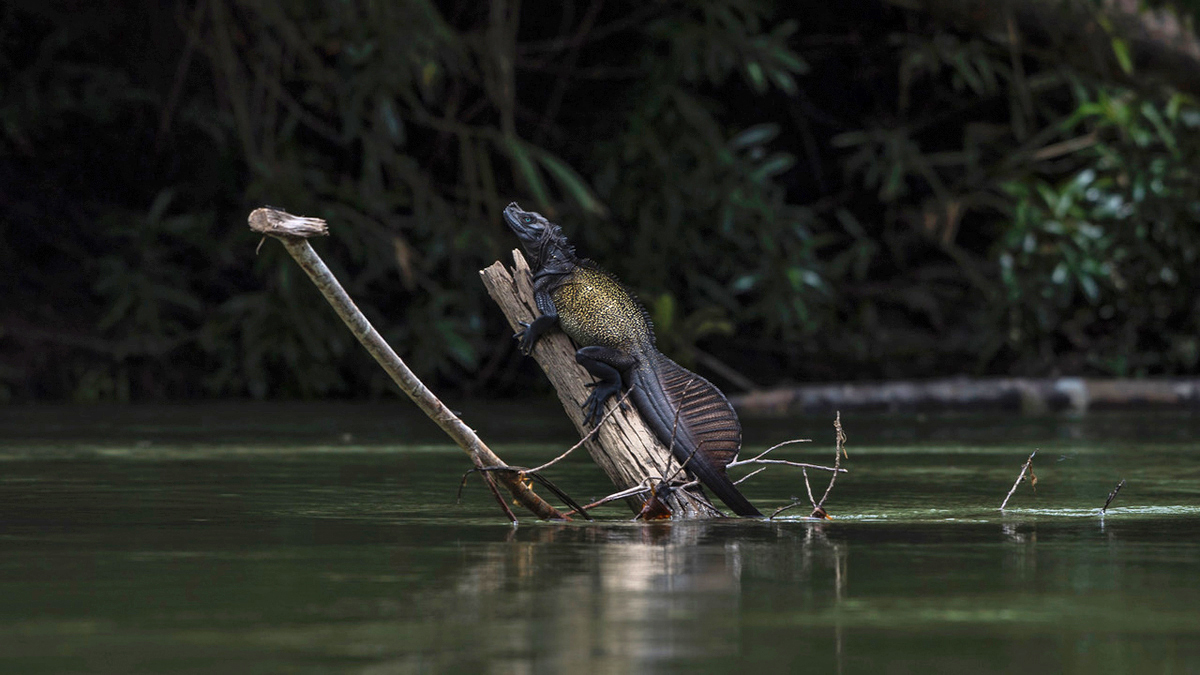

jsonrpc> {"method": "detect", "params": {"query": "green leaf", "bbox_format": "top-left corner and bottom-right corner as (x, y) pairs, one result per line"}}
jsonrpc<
(1140, 101), (1177, 154)
(745, 62), (767, 93)
(750, 153), (795, 182)
(1110, 37), (1134, 75)
(769, 69), (798, 95)
(730, 123), (781, 149)
(652, 293), (676, 334)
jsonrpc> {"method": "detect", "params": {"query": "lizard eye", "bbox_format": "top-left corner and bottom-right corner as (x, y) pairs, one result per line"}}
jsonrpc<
(521, 215), (534, 224)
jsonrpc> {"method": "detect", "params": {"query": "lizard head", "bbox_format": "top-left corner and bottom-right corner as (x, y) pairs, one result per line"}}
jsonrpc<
(503, 202), (553, 240)
(503, 202), (575, 268)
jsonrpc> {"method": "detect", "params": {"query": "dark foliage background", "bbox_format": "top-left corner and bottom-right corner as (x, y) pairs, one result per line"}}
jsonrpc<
(2, 0), (1199, 402)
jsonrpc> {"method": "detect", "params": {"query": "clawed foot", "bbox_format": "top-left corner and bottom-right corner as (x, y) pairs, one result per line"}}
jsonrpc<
(513, 320), (535, 355)
(582, 382), (628, 426)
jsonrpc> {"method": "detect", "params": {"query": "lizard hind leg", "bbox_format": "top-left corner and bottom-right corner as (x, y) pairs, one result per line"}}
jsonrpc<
(574, 346), (635, 425)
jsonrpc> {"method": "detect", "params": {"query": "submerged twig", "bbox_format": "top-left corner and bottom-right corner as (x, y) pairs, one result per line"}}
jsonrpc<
(249, 207), (566, 522)
(813, 412), (848, 516)
(453, 390), (631, 520)
(636, 479), (706, 521)
(563, 473), (707, 518)
(770, 413), (848, 520)
(458, 466), (593, 521)
(478, 471), (517, 524)
(1102, 478), (1126, 513)
(999, 450), (1038, 510)
(802, 467), (817, 506)
(769, 498), (811, 519)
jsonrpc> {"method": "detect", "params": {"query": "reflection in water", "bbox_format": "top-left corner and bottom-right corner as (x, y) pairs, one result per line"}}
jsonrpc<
(437, 522), (850, 673)
(1001, 522), (1038, 582)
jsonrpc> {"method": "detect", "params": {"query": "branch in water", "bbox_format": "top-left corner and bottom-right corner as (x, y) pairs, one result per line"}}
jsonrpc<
(814, 412), (848, 515)
(1102, 478), (1126, 513)
(248, 207), (567, 522)
(769, 413), (849, 520)
(1000, 450), (1038, 510)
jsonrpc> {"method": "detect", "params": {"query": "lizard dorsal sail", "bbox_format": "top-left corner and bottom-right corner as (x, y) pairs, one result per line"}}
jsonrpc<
(650, 353), (742, 471)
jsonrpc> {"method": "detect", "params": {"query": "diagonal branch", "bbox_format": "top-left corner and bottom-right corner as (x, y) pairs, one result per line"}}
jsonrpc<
(249, 207), (567, 522)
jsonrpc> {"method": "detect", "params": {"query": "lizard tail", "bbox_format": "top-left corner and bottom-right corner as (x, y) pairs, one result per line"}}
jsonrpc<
(628, 355), (762, 517)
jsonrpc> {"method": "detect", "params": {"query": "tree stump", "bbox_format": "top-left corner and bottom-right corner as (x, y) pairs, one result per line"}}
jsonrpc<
(480, 250), (723, 519)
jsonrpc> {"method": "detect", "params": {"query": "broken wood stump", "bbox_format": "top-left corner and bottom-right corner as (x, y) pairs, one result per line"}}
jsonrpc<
(480, 250), (724, 519)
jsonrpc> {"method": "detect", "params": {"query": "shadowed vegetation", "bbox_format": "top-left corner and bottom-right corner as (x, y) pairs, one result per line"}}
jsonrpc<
(2, 0), (1200, 401)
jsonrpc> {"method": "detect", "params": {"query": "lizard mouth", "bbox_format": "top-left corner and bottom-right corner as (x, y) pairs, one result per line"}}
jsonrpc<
(502, 202), (521, 226)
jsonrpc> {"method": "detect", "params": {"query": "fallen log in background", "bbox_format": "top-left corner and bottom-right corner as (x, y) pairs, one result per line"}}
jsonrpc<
(480, 250), (724, 519)
(731, 377), (1200, 416)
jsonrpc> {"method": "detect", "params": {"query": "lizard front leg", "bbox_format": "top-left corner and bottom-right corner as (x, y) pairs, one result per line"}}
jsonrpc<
(514, 289), (560, 354)
(515, 313), (559, 355)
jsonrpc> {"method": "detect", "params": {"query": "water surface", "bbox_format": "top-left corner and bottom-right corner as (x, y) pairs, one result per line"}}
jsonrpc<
(1, 403), (1199, 673)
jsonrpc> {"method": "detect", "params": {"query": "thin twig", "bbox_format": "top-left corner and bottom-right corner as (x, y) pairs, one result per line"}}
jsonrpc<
(661, 377), (702, 486)
(450, 386), (631, 517)
(1000, 450), (1038, 510)
(814, 412), (848, 514)
(525, 389), (631, 474)
(568, 483), (653, 515)
(479, 471), (517, 524)
(770, 499), (810, 519)
(665, 376), (697, 459)
(766, 470), (823, 519)
(725, 436), (842, 504)
(664, 440), (705, 484)
(802, 467), (817, 507)
(637, 478), (709, 521)
(732, 467), (768, 486)
(727, 438), (813, 468)
(739, 458), (846, 473)
(564, 474), (706, 517)
(1102, 478), (1126, 513)
(516, 4), (662, 54)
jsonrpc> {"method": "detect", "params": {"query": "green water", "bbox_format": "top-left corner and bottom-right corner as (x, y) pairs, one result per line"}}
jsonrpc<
(2, 403), (1200, 673)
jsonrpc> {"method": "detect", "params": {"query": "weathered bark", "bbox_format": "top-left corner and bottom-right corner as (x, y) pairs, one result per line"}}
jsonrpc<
(248, 208), (566, 521)
(890, 0), (1200, 97)
(480, 250), (724, 519)
(732, 376), (1200, 416)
